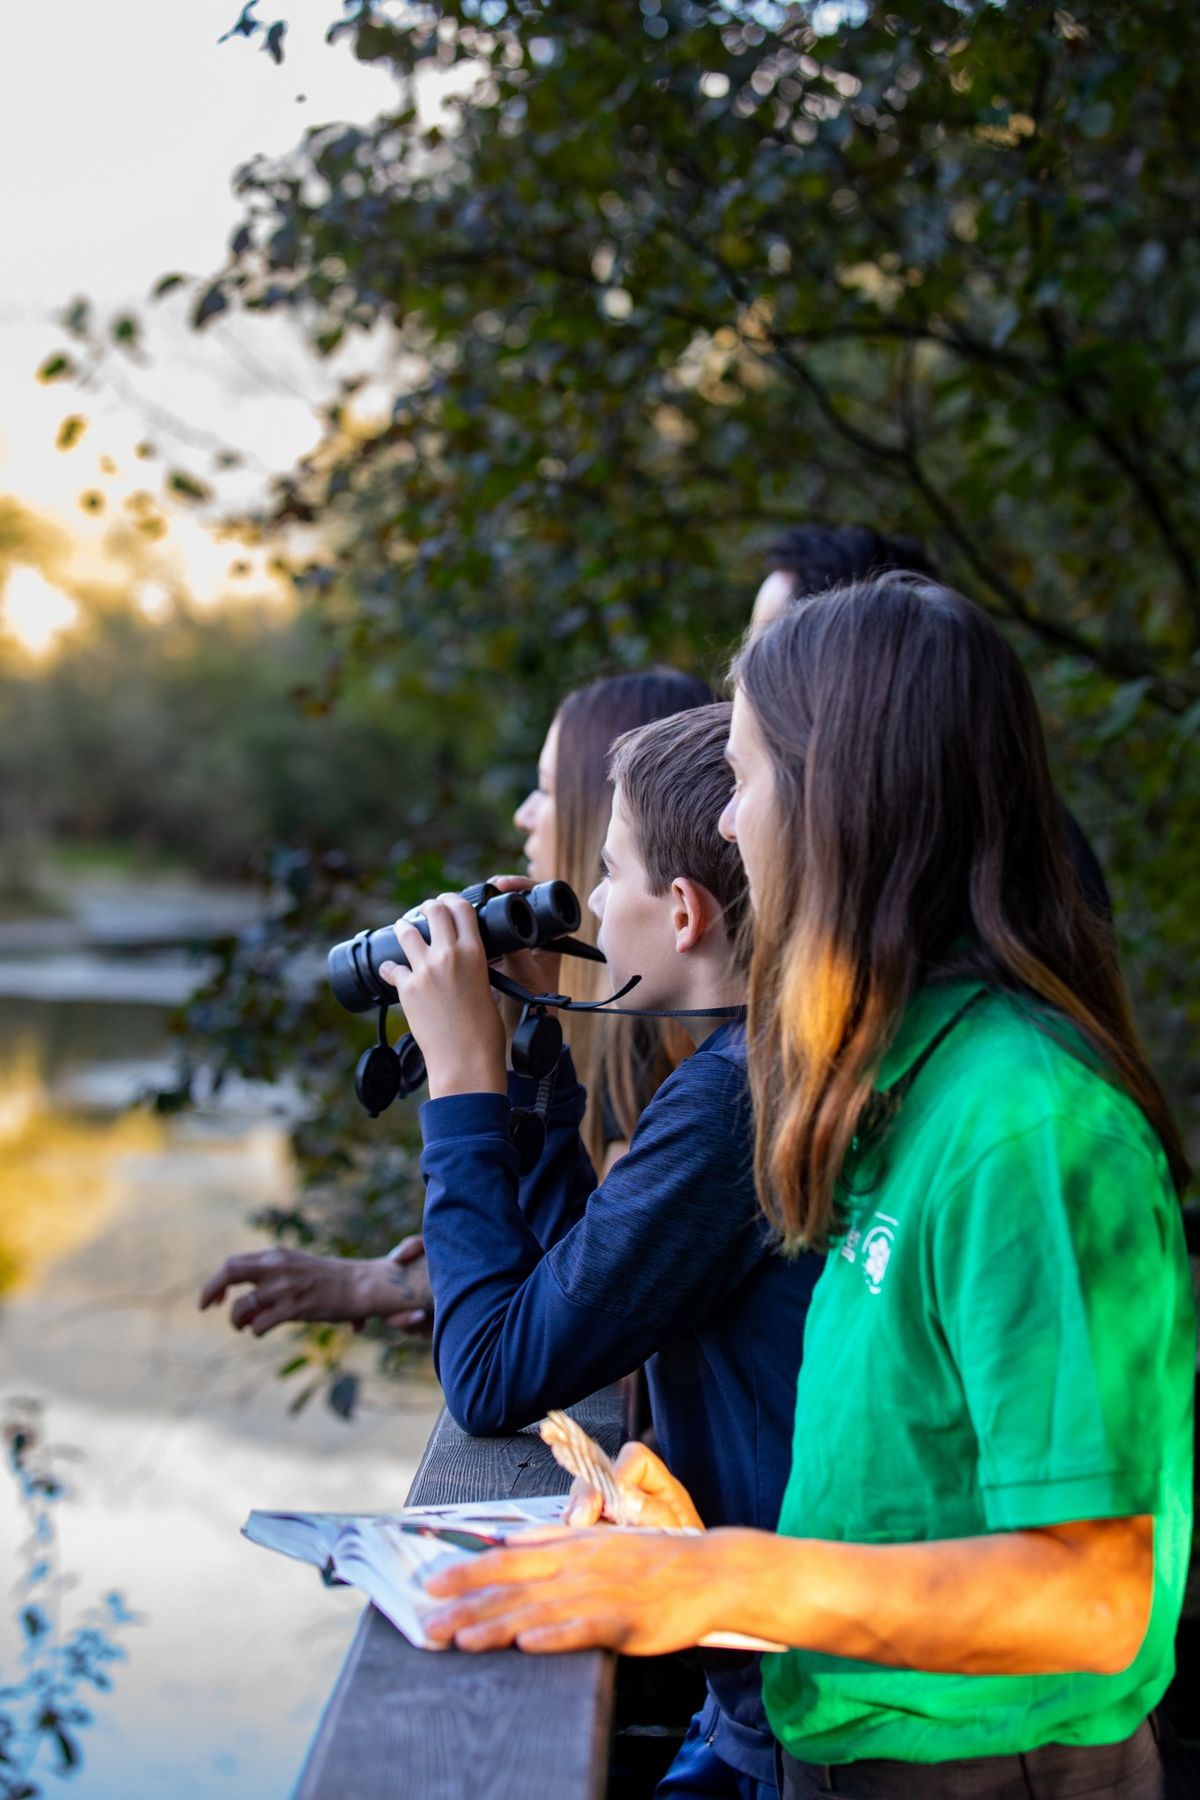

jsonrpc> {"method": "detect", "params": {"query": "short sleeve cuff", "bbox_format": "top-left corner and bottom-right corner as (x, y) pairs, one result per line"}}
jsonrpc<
(420, 1092), (512, 1145)
(981, 1467), (1160, 1532)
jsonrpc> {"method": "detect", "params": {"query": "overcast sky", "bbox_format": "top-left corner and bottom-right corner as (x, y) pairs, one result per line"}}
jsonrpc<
(0, 1), (404, 646)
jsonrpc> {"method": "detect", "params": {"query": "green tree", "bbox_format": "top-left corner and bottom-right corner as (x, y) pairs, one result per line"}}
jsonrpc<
(0, 595), (513, 880)
(197, 0), (1199, 1129)
(51, 1), (1200, 1356)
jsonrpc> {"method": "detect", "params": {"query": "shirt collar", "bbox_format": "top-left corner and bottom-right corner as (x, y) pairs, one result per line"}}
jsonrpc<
(693, 1017), (743, 1056)
(876, 980), (987, 1092)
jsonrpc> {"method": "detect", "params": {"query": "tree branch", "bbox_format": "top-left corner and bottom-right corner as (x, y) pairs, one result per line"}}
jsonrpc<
(1037, 307), (1200, 641)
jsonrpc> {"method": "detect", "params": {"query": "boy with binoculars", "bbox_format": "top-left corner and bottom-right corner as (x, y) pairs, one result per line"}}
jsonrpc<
(383, 702), (818, 1800)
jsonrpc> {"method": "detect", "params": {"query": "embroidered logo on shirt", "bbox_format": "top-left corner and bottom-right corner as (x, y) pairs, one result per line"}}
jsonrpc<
(859, 1214), (898, 1294)
(841, 1212), (898, 1292)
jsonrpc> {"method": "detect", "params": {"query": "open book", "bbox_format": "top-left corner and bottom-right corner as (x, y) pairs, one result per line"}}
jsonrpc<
(243, 1498), (785, 1653)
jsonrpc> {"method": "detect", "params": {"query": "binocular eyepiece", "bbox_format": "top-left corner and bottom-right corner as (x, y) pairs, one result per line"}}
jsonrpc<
(327, 879), (583, 1014)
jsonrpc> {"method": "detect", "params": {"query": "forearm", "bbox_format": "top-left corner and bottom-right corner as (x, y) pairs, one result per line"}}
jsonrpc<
(428, 1203), (652, 1433)
(420, 1098), (659, 1431)
(420, 1108), (559, 1430)
(707, 1517), (1153, 1676)
(355, 1255), (428, 1319)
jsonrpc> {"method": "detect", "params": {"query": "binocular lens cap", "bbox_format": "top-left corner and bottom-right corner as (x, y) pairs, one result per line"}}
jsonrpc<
(509, 1107), (547, 1175)
(355, 1045), (402, 1117)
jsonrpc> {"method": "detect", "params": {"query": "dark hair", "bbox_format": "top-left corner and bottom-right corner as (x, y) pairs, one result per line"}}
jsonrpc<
(733, 574), (1189, 1249)
(607, 703), (748, 951)
(553, 669), (716, 1163)
(769, 529), (1112, 923)
(767, 523), (938, 597)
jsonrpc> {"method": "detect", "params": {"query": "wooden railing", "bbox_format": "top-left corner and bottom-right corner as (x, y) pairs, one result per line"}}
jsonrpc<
(292, 1388), (626, 1800)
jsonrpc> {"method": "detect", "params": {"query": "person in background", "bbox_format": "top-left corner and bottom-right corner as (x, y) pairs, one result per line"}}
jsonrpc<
(384, 703), (820, 1799)
(198, 669), (713, 1337)
(517, 672), (709, 1177)
(751, 521), (1112, 922)
(424, 577), (1193, 1800)
(749, 522), (938, 635)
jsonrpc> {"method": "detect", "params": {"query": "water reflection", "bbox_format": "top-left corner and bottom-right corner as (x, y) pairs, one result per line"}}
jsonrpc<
(0, 979), (442, 1798)
(0, 1035), (164, 1294)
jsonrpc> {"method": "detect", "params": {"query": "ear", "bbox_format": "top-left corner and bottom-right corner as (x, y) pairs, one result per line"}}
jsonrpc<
(670, 877), (721, 954)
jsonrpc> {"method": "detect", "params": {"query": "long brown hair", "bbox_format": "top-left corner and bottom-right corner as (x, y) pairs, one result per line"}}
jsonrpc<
(734, 575), (1190, 1250)
(553, 670), (715, 1165)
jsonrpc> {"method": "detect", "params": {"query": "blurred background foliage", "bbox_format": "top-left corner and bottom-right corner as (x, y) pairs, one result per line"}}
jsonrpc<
(15, 0), (1199, 1394)
(0, 595), (510, 883)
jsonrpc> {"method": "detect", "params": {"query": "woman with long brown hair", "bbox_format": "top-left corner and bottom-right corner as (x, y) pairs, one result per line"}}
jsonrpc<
(426, 577), (1194, 1800)
(516, 671), (708, 1173)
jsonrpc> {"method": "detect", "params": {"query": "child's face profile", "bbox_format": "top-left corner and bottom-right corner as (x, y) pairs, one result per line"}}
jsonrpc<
(588, 787), (679, 1009)
(718, 689), (773, 914)
(513, 716), (559, 883)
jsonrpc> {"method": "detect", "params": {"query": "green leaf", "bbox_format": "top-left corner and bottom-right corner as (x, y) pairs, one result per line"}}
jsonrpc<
(192, 286), (229, 329)
(56, 415), (86, 451)
(62, 297), (92, 337)
(37, 353), (74, 383)
(328, 1373), (359, 1419)
(219, 2), (261, 45)
(287, 1377), (322, 1415)
(167, 470), (214, 504)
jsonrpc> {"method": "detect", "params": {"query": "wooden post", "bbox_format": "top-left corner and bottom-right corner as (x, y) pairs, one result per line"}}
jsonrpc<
(292, 1389), (625, 1800)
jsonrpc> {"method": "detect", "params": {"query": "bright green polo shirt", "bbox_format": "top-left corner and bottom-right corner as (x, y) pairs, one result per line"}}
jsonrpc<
(763, 981), (1195, 1765)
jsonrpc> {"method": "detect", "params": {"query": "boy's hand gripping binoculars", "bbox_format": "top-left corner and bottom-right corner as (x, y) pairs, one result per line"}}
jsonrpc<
(327, 881), (601, 1122)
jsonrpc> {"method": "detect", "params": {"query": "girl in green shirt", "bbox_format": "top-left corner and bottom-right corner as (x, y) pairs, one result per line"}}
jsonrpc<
(426, 576), (1195, 1800)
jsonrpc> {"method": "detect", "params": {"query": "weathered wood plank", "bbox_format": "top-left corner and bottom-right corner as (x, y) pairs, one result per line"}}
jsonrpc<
(406, 1389), (626, 1507)
(294, 1616), (614, 1800)
(292, 1389), (624, 1800)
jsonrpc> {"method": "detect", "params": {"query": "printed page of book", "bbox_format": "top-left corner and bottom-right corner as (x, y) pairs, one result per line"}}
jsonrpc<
(246, 1504), (787, 1652)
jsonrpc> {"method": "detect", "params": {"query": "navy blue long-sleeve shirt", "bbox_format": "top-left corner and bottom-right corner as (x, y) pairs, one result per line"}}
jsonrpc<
(418, 1024), (822, 1782)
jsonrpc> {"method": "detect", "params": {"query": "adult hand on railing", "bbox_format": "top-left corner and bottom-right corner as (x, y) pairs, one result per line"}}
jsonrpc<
(564, 1441), (705, 1531)
(198, 1237), (433, 1338)
(377, 1234), (434, 1334)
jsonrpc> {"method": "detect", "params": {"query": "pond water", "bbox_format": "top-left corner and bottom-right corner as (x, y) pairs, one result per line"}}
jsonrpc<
(0, 917), (443, 1799)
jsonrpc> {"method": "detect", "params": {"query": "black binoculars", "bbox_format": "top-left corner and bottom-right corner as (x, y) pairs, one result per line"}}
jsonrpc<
(331, 879), (601, 1137)
(327, 879), (583, 1015)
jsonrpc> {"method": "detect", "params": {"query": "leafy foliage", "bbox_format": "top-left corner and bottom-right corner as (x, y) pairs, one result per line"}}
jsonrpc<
(0, 597), (512, 880)
(43, 1), (1199, 1393)
(202, 2), (1200, 688)
(199, 0), (1199, 1140)
(0, 1403), (136, 1800)
(219, 1), (288, 64)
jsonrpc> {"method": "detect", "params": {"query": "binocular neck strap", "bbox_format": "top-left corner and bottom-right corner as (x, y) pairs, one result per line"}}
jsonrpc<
(486, 967), (746, 1023)
(554, 936), (607, 965)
